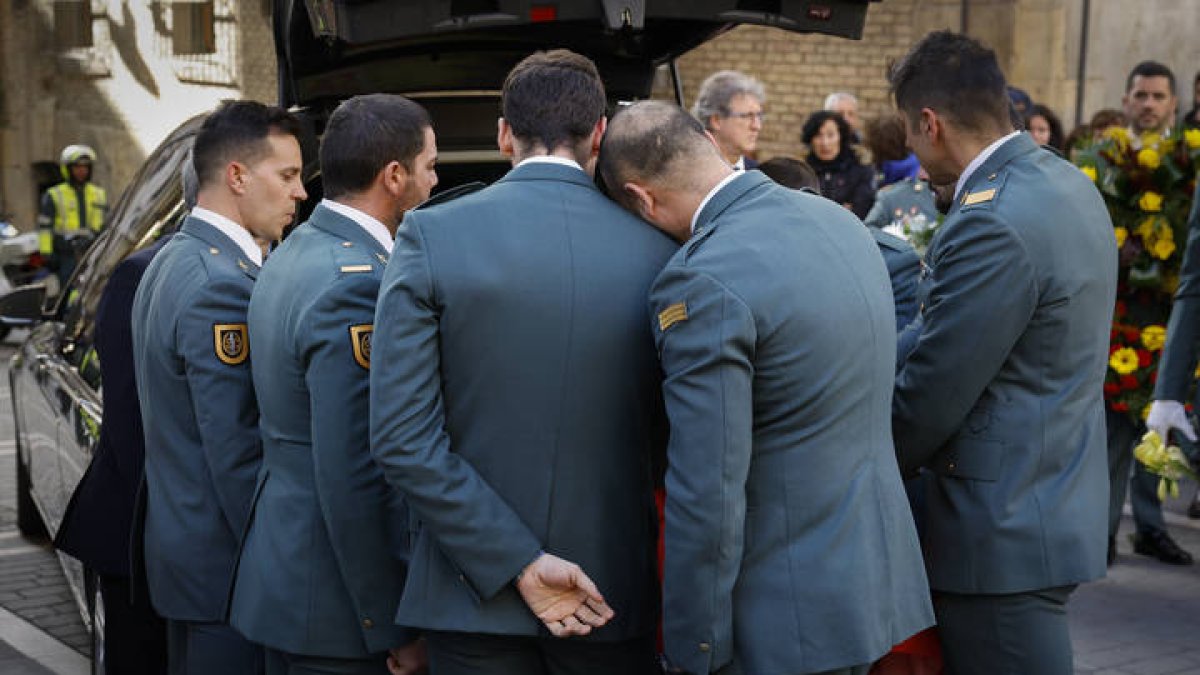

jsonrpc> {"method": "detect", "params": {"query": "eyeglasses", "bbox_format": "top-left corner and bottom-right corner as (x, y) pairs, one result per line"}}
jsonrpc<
(726, 111), (767, 122)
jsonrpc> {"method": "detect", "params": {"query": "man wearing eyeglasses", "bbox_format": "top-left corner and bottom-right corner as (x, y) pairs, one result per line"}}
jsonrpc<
(691, 70), (766, 170)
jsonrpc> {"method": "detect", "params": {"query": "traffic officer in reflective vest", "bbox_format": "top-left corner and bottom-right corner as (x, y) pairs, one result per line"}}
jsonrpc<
(38, 144), (108, 287)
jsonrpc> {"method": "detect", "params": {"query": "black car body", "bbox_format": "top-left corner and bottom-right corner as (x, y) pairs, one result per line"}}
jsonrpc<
(6, 1), (873, 670)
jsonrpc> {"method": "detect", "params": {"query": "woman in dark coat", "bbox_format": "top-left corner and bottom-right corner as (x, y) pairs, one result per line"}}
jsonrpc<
(803, 110), (875, 219)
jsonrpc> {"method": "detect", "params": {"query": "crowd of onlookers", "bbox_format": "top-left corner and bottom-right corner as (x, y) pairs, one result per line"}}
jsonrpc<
(692, 67), (1200, 251)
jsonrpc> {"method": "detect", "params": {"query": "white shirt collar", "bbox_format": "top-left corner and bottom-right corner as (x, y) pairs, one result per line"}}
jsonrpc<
(319, 199), (394, 253)
(190, 206), (263, 266)
(517, 155), (584, 172)
(690, 170), (743, 235)
(732, 156), (746, 171)
(954, 130), (1021, 202)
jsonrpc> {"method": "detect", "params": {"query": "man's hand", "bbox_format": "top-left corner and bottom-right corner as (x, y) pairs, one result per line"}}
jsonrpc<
(387, 638), (428, 675)
(1147, 400), (1197, 444)
(515, 552), (614, 637)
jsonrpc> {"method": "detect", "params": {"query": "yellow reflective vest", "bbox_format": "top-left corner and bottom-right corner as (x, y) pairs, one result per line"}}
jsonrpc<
(39, 182), (107, 254)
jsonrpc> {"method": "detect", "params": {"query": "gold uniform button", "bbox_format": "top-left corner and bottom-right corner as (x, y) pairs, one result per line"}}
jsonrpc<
(209, 247), (219, 255)
(698, 643), (711, 652)
(362, 618), (374, 629)
(342, 241), (354, 247)
(947, 461), (957, 472)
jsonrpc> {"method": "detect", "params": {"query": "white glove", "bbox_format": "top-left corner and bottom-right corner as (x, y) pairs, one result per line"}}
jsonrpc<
(1146, 400), (1198, 443)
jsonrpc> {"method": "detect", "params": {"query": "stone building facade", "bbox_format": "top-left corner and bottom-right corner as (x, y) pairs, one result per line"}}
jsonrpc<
(0, 0), (279, 230)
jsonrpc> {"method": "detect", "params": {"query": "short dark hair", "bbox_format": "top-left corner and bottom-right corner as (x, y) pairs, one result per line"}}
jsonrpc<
(193, 100), (302, 189)
(801, 110), (853, 154)
(758, 157), (819, 192)
(598, 101), (714, 210)
(888, 31), (1010, 134)
(320, 94), (431, 200)
(864, 112), (910, 165)
(502, 49), (605, 153)
(1026, 103), (1065, 151)
(1126, 61), (1176, 93)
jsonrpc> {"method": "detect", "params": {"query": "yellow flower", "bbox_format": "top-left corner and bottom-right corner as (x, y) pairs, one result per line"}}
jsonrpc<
(1109, 347), (1140, 374)
(1137, 148), (1161, 169)
(1134, 431), (1196, 501)
(1103, 126), (1132, 149)
(1136, 216), (1157, 240)
(1139, 132), (1163, 150)
(1114, 226), (1128, 247)
(1153, 237), (1176, 260)
(1186, 128), (1200, 150)
(1139, 191), (1164, 212)
(1141, 325), (1166, 351)
(1080, 165), (1097, 182)
(1142, 404), (1153, 421)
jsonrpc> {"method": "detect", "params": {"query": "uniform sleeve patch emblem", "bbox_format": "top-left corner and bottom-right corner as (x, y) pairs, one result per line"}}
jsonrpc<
(658, 303), (688, 332)
(213, 324), (249, 365)
(350, 324), (373, 370)
(962, 188), (996, 206)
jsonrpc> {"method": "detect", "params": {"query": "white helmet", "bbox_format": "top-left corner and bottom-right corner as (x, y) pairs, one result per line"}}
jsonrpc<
(60, 144), (97, 166)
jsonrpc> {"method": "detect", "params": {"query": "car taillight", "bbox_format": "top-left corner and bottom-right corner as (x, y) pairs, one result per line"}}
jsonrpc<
(530, 5), (556, 22)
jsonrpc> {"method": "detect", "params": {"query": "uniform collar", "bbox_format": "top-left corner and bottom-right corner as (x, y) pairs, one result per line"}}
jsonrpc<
(690, 169), (743, 234)
(953, 130), (1020, 202)
(318, 199), (393, 253)
(517, 155), (584, 172)
(190, 206), (263, 266)
(306, 203), (390, 261)
(179, 214), (259, 279)
(689, 170), (772, 240)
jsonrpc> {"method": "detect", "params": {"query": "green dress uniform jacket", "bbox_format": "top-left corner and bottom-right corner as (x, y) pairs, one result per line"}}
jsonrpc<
(131, 216), (262, 621)
(893, 133), (1117, 594)
(369, 162), (677, 639)
(229, 204), (412, 658)
(1153, 180), (1200, 404)
(650, 171), (933, 675)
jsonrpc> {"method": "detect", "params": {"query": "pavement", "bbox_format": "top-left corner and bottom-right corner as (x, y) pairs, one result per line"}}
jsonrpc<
(3, 331), (1200, 674)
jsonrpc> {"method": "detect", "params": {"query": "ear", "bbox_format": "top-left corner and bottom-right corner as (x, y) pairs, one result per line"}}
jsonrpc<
(227, 161), (248, 195)
(703, 130), (722, 154)
(707, 115), (722, 134)
(589, 116), (608, 158)
(497, 118), (515, 157)
(622, 182), (654, 220)
(919, 108), (940, 143)
(381, 160), (408, 197)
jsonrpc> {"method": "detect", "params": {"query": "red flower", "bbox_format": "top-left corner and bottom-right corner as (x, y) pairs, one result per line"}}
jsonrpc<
(1126, 327), (1143, 342)
(1104, 382), (1121, 396)
(1150, 371), (1158, 385)
(1120, 374), (1139, 390)
(1137, 349), (1152, 367)
(1110, 328), (1120, 343)
(1115, 300), (1128, 317)
(1113, 402), (1130, 412)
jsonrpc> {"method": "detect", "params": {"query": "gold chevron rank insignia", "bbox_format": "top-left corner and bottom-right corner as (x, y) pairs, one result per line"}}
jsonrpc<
(350, 324), (373, 370)
(961, 188), (996, 206)
(214, 323), (249, 365)
(658, 303), (688, 332)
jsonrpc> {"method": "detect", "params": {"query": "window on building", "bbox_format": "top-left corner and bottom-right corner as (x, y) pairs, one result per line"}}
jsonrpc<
(54, 0), (94, 50)
(172, 0), (216, 55)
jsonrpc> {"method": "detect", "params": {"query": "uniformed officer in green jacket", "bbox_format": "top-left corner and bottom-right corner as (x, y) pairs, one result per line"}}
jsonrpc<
(230, 94), (437, 675)
(600, 100), (933, 675)
(132, 101), (307, 675)
(889, 31), (1117, 674)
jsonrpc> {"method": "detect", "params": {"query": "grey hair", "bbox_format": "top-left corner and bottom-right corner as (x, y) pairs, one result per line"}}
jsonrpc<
(823, 92), (858, 111)
(181, 149), (199, 210)
(691, 70), (766, 130)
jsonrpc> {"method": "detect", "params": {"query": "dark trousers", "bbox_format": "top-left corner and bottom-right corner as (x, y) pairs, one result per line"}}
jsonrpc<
(425, 631), (657, 675)
(714, 660), (869, 675)
(933, 586), (1076, 675)
(99, 574), (167, 675)
(265, 648), (390, 675)
(167, 619), (263, 675)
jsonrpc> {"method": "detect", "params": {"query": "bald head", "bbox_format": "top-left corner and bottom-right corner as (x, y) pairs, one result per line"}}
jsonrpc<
(599, 101), (727, 209)
(599, 101), (734, 241)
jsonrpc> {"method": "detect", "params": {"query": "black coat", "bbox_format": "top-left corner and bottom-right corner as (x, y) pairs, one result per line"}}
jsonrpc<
(808, 150), (876, 220)
(54, 237), (170, 576)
